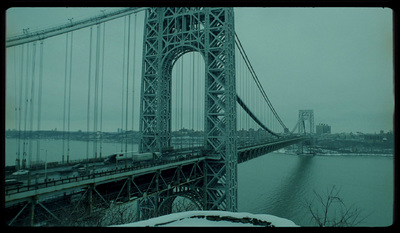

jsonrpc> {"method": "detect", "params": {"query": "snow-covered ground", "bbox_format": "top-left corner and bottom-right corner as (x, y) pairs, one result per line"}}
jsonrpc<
(112, 210), (299, 227)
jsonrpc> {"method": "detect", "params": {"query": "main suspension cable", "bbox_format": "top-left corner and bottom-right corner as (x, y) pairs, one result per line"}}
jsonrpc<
(234, 33), (287, 132)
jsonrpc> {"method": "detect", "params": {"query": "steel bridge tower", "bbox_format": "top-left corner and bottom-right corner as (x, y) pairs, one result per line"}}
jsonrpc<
(138, 8), (238, 211)
(298, 110), (314, 134)
(297, 110), (315, 155)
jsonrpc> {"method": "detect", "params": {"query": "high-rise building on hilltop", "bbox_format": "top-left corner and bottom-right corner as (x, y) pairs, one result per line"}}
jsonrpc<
(316, 123), (331, 135)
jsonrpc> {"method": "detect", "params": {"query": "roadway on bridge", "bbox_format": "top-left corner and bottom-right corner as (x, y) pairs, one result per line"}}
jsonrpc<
(5, 146), (203, 193)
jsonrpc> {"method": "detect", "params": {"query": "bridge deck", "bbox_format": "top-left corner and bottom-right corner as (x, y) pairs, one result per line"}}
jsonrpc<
(5, 136), (307, 207)
(5, 156), (206, 205)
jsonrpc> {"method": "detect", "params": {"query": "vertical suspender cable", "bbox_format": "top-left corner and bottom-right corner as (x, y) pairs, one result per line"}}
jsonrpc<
(189, 53), (192, 147)
(235, 48), (239, 132)
(17, 45), (24, 169)
(29, 42), (37, 168)
(241, 52), (244, 134)
(13, 47), (19, 168)
(36, 41), (44, 169)
(191, 53), (195, 148)
(86, 27), (93, 160)
(237, 49), (241, 133)
(241, 48), (244, 132)
(100, 22), (106, 159)
(62, 33), (69, 163)
(245, 59), (249, 136)
(174, 61), (177, 136)
(177, 59), (180, 132)
(121, 17), (127, 152)
(125, 14), (131, 155)
(22, 43), (30, 169)
(195, 54), (198, 133)
(94, 24), (101, 159)
(180, 58), (183, 149)
(131, 14), (136, 152)
(198, 53), (201, 134)
(67, 31), (73, 163)
(235, 34), (286, 132)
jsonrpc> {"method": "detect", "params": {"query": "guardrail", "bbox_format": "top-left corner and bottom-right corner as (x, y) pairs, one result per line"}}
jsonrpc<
(5, 138), (307, 196)
(5, 153), (204, 196)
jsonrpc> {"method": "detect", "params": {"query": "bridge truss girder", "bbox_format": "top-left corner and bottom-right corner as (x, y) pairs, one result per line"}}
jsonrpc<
(139, 7), (238, 212)
(237, 137), (308, 163)
(5, 160), (205, 226)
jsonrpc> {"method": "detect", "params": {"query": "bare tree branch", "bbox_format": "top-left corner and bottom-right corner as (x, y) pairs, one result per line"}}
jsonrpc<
(305, 186), (367, 227)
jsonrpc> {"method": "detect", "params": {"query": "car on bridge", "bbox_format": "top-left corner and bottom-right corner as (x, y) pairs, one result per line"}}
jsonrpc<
(104, 152), (161, 165)
(11, 170), (29, 176)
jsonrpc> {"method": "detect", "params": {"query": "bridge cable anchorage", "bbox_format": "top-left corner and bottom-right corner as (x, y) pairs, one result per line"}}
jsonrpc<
(234, 33), (288, 132)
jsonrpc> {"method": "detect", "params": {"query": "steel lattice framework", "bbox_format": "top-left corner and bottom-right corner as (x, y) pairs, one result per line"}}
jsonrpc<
(138, 7), (238, 211)
(298, 110), (314, 134)
(4, 8), (314, 226)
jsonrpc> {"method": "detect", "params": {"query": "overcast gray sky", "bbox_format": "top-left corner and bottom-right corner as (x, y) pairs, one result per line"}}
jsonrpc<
(5, 7), (393, 134)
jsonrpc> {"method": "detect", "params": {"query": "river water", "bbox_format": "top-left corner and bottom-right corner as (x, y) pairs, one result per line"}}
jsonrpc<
(5, 139), (394, 226)
(238, 152), (394, 226)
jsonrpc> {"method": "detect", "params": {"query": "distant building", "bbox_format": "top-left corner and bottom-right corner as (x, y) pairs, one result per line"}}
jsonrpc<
(316, 123), (331, 135)
(364, 134), (383, 143)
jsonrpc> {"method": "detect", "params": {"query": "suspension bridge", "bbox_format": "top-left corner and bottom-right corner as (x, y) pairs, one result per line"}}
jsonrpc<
(5, 7), (313, 226)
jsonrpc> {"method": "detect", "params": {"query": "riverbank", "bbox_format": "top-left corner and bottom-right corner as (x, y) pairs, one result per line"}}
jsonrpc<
(277, 148), (393, 157)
